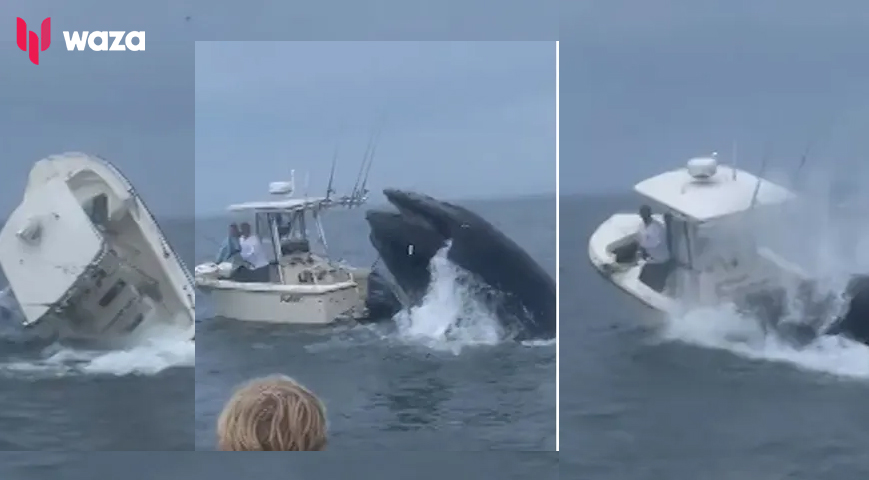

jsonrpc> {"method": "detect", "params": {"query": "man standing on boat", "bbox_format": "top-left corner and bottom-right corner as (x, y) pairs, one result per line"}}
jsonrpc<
(637, 205), (673, 293)
(236, 222), (271, 282)
(215, 223), (242, 264)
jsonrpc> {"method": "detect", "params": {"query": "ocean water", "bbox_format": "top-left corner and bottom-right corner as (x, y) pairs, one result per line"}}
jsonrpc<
(0, 452), (559, 479)
(0, 217), (195, 460)
(195, 194), (556, 455)
(561, 193), (869, 479)
(0, 194), (557, 477)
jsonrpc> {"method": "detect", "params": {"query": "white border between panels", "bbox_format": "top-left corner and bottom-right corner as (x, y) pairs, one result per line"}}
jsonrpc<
(554, 39), (560, 452)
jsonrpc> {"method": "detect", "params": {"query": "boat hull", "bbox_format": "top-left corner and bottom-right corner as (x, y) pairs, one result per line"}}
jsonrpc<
(198, 281), (363, 324)
(0, 153), (195, 343)
(589, 213), (869, 347)
(588, 213), (678, 314)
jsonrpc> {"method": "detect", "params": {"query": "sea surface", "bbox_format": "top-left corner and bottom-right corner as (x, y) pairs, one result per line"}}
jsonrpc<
(561, 193), (869, 479)
(0, 219), (195, 472)
(0, 452), (559, 479)
(195, 194), (556, 456)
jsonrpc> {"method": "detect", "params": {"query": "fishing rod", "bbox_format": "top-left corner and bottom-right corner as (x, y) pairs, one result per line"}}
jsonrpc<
(748, 142), (773, 211)
(358, 114), (386, 202)
(323, 123), (345, 203)
(350, 112), (387, 204)
(791, 110), (841, 190)
(350, 126), (377, 199)
(324, 140), (339, 201)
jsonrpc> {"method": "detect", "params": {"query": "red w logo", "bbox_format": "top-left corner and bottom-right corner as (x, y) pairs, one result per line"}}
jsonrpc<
(16, 17), (51, 65)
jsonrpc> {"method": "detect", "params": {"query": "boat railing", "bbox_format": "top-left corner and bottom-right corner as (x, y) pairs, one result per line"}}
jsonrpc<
(95, 155), (196, 289)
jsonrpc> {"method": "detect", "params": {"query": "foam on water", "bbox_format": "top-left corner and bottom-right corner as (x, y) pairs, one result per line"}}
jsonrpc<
(392, 242), (506, 353)
(0, 330), (194, 378)
(1, 337), (193, 378)
(0, 288), (194, 377)
(661, 304), (869, 379)
(658, 164), (869, 380)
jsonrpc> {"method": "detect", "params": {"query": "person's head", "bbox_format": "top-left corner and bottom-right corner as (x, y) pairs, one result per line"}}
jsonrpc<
(639, 205), (653, 224)
(228, 223), (240, 237)
(216, 374), (327, 451)
(239, 222), (252, 237)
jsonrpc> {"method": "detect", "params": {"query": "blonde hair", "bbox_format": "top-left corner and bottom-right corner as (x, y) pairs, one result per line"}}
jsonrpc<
(216, 374), (327, 451)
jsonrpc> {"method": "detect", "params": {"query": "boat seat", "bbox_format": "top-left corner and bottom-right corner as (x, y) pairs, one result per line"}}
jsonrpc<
(298, 269), (314, 284)
(268, 264), (281, 283)
(280, 239), (310, 256)
(610, 240), (639, 264)
(86, 194), (109, 227)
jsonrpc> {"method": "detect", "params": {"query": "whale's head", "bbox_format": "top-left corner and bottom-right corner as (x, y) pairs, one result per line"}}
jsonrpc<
(365, 189), (556, 340)
(364, 189), (465, 303)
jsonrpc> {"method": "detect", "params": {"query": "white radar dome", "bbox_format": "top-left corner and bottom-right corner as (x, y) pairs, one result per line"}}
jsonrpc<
(686, 156), (718, 180)
(269, 181), (294, 195)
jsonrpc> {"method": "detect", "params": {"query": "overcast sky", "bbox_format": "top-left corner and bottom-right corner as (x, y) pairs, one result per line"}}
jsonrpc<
(2, 2), (196, 218)
(561, 0), (869, 195)
(13, 1), (865, 214)
(195, 41), (556, 216)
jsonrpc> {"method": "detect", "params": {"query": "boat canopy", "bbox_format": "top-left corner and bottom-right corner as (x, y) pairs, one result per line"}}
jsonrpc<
(227, 197), (329, 214)
(634, 157), (796, 224)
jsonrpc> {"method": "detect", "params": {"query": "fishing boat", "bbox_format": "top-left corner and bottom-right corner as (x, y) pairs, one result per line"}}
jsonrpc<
(590, 152), (869, 347)
(0, 152), (195, 343)
(193, 170), (390, 324)
(194, 126), (400, 325)
(588, 154), (809, 317)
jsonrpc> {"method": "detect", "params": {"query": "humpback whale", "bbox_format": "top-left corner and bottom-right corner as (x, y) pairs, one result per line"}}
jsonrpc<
(744, 275), (869, 348)
(818, 275), (869, 345)
(363, 189), (555, 340)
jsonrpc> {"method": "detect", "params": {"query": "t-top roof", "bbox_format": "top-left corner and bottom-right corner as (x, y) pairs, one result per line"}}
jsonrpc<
(227, 196), (328, 213)
(633, 164), (796, 222)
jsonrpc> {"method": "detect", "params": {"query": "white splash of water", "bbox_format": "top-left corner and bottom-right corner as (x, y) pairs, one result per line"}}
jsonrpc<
(393, 242), (504, 353)
(662, 305), (869, 379)
(0, 303), (194, 378)
(79, 338), (194, 376)
(653, 160), (869, 379)
(1, 335), (194, 378)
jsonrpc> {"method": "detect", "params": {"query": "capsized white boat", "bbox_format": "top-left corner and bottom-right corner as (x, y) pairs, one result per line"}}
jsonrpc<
(0, 152), (195, 343)
(588, 154), (812, 318)
(195, 173), (377, 325)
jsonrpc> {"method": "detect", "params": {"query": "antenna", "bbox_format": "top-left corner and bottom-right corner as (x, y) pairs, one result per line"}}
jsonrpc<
(792, 139), (814, 188)
(325, 142), (338, 201)
(303, 171), (310, 198)
(731, 140), (738, 180)
(749, 143), (772, 210)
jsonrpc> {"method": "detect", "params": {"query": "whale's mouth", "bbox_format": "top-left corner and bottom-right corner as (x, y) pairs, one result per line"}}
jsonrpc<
(364, 189), (556, 342)
(382, 188), (456, 239)
(364, 193), (448, 306)
(365, 189), (459, 267)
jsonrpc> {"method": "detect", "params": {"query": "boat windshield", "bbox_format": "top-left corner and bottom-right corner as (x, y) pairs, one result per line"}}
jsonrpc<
(254, 212), (281, 265)
(693, 219), (758, 271)
(251, 210), (319, 261)
(665, 215), (694, 268)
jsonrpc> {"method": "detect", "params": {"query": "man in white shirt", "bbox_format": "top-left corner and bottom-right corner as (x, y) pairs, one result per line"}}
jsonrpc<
(637, 205), (673, 293)
(234, 222), (271, 282)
